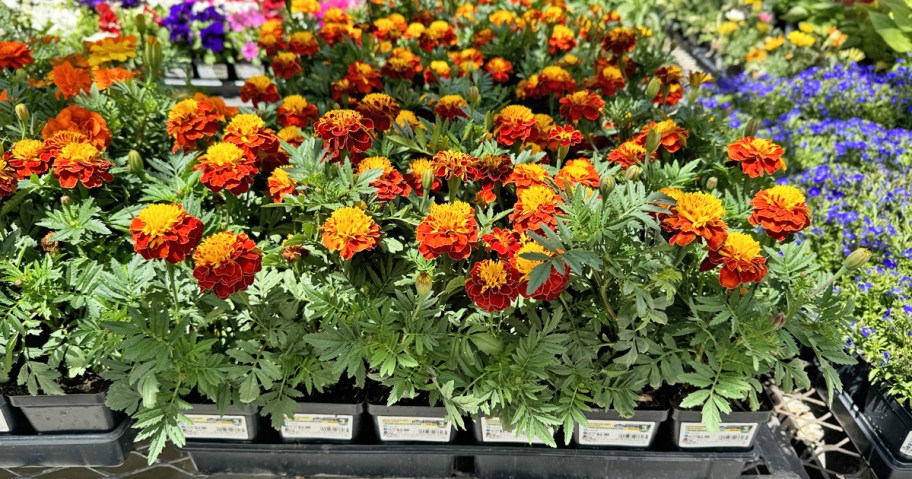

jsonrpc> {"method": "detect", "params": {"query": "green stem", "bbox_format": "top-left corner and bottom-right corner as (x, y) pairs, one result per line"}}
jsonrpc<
(167, 263), (180, 318)
(447, 176), (459, 203)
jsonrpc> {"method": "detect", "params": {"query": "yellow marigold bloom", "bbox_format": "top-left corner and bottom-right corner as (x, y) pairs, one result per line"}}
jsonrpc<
(277, 126), (304, 144)
(519, 184), (558, 212)
(135, 204), (183, 241)
(541, 6), (565, 24)
(788, 31), (815, 47)
(291, 0), (319, 14)
(268, 166), (298, 203)
(637, 26), (653, 37)
(406, 22), (425, 38)
(718, 22), (738, 35)
(659, 187), (685, 202)
(357, 156), (394, 175)
(746, 48), (767, 63)
(435, 94), (469, 120)
(764, 35), (785, 51)
(559, 54), (581, 67)
(662, 191), (728, 250)
(489, 10), (517, 26)
(87, 35), (137, 66)
(477, 260), (509, 291)
(194, 232), (237, 268)
(506, 163), (549, 190)
(798, 22), (814, 33)
(321, 207), (381, 260)
(225, 113), (266, 140)
(395, 110), (422, 129)
(513, 239), (551, 281)
(456, 3), (476, 19)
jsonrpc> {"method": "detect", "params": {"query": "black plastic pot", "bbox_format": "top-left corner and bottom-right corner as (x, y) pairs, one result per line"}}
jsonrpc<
(0, 395), (17, 434)
(182, 403), (259, 441)
(0, 418), (136, 467)
(8, 392), (118, 433)
(670, 406), (771, 450)
(572, 408), (669, 448)
(366, 403), (456, 443)
(279, 401), (365, 442)
(472, 415), (552, 444)
(865, 385), (912, 461)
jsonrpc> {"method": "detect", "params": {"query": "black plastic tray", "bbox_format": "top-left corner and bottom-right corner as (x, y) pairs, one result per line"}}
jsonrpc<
(8, 392), (118, 433)
(0, 418), (136, 467)
(0, 395), (17, 434)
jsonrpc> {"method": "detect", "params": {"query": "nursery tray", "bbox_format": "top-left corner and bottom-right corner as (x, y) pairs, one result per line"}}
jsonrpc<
(0, 418), (136, 467)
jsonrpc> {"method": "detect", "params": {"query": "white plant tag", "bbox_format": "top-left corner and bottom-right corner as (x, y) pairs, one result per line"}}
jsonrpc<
(900, 431), (912, 457)
(376, 416), (452, 442)
(0, 410), (9, 433)
(180, 414), (249, 439)
(281, 414), (354, 440)
(196, 64), (228, 79)
(578, 420), (655, 447)
(678, 422), (757, 448)
(480, 416), (549, 444)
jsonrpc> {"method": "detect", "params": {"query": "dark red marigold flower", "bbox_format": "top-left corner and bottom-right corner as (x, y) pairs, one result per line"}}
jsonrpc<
(465, 259), (521, 312)
(193, 231), (262, 299)
(699, 232), (768, 289)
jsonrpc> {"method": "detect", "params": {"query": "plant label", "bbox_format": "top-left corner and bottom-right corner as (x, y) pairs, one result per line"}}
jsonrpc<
(376, 416), (452, 442)
(901, 431), (912, 457)
(179, 414), (249, 440)
(196, 64), (229, 79)
(281, 414), (354, 440)
(577, 420), (656, 447)
(480, 416), (550, 444)
(678, 422), (757, 448)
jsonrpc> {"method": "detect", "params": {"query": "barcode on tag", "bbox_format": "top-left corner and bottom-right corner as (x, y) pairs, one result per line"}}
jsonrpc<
(679, 422), (757, 448)
(180, 414), (249, 439)
(0, 410), (9, 433)
(578, 420), (655, 447)
(281, 414), (354, 440)
(900, 431), (912, 457)
(480, 416), (549, 444)
(376, 416), (452, 442)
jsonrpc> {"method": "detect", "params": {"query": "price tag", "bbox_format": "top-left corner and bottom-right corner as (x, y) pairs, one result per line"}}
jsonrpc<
(196, 64), (229, 79)
(900, 431), (912, 457)
(678, 422), (757, 448)
(376, 416), (452, 442)
(578, 420), (655, 447)
(281, 414), (354, 440)
(480, 416), (549, 444)
(180, 414), (249, 440)
(0, 410), (9, 433)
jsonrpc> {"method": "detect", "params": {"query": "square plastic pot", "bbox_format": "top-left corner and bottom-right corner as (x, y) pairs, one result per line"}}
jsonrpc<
(0, 418), (136, 467)
(572, 408), (669, 448)
(864, 385), (912, 461)
(670, 406), (771, 450)
(0, 395), (19, 434)
(182, 403), (259, 442)
(279, 401), (365, 443)
(471, 415), (554, 445)
(366, 403), (456, 443)
(8, 392), (118, 433)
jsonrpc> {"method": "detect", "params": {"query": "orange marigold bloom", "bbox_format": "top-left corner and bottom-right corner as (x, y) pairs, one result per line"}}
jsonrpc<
(267, 166), (298, 203)
(356, 156), (412, 200)
(223, 114), (286, 172)
(450, 48), (484, 76)
(653, 82), (683, 106)
(321, 206), (381, 259)
(0, 42), (34, 69)
(484, 57), (513, 83)
(589, 64), (626, 96)
(539, 65), (577, 97)
(549, 25), (576, 54)
(42, 105), (111, 150)
(344, 61), (383, 96)
(512, 238), (570, 301)
(494, 105), (535, 146)
(271, 52), (303, 80)
(419, 20), (457, 51)
(278, 126), (305, 146)
(193, 232), (262, 299)
(465, 259), (521, 312)
(516, 74), (542, 100)
(288, 31), (319, 56)
(314, 109), (375, 161)
(87, 35), (137, 66)
(240, 76), (280, 108)
(53, 141), (113, 189)
(547, 124), (583, 148)
(5, 139), (49, 178)
(416, 201), (479, 260)
(468, 154), (513, 204)
(637, 120), (689, 153)
(559, 90), (605, 122)
(654, 186), (685, 221)
(258, 19), (286, 56)
(699, 232), (768, 289)
(423, 60), (452, 83)
(92, 66), (138, 90)
(41, 130), (88, 166)
(193, 93), (237, 121)
(556, 158), (600, 189)
(604, 27), (636, 55)
(435, 94), (469, 120)
(432, 150), (475, 181)
(355, 93), (400, 132)
(48, 61), (92, 99)
(749, 185), (811, 241)
(167, 98), (222, 153)
(505, 163), (548, 191)
(130, 203), (204, 263)
(607, 140), (651, 168)
(194, 142), (258, 195)
(483, 227), (522, 258)
(662, 191), (728, 250)
(510, 184), (562, 234)
(382, 47), (423, 80)
(728, 137), (785, 178)
(473, 28), (495, 48)
(528, 113), (555, 144)
(277, 95), (320, 128)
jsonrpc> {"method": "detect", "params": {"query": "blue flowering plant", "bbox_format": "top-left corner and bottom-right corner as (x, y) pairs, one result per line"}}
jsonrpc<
(161, 0), (233, 64)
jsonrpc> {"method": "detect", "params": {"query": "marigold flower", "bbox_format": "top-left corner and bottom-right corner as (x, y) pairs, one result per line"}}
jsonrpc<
(589, 64), (626, 96)
(749, 185), (811, 241)
(130, 203), (204, 263)
(271, 52), (303, 79)
(258, 19), (286, 55)
(416, 201), (479, 260)
(468, 154), (513, 204)
(764, 35), (785, 51)
(549, 25), (576, 54)
(194, 142), (258, 195)
(637, 120), (688, 153)
(493, 105), (535, 146)
(356, 156), (412, 200)
(654, 186), (685, 221)
(419, 20), (457, 51)
(699, 232), (768, 289)
(193, 92), (237, 121)
(512, 238), (570, 301)
(483, 227), (522, 258)
(0, 157), (16, 200)
(607, 140), (652, 168)
(240, 76), (280, 108)
(321, 206), (381, 260)
(382, 47), (422, 79)
(435, 95), (469, 120)
(559, 90), (604, 122)
(728, 137), (784, 178)
(423, 60), (452, 83)
(92, 66), (138, 90)
(653, 82), (683, 106)
(193, 232), (262, 299)
(556, 158), (600, 189)
(395, 110), (423, 130)
(277, 95), (320, 128)
(484, 57), (513, 83)
(662, 191), (728, 250)
(465, 259), (521, 312)
(86, 35), (136, 67)
(289, 31), (319, 56)
(267, 166), (298, 203)
(5, 139), (48, 178)
(432, 150), (474, 181)
(53, 141), (113, 189)
(539, 65), (577, 97)
(222, 114), (286, 172)
(355, 93), (400, 132)
(314, 109), (375, 161)
(604, 27), (636, 54)
(510, 184), (562, 234)
(42, 105), (111, 151)
(48, 61), (92, 99)
(345, 61), (383, 95)
(167, 99), (222, 152)
(449, 48), (484, 76)
(0, 42), (34, 69)
(548, 124), (584, 148)
(527, 114), (556, 145)
(505, 163), (548, 191)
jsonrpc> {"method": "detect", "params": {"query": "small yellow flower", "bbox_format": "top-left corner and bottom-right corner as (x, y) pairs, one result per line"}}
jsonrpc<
(718, 22), (739, 35)
(787, 31), (815, 47)
(798, 22), (814, 33)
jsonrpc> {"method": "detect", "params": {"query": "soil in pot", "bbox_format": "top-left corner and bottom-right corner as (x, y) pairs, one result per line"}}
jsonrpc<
(366, 382), (457, 443)
(669, 389), (772, 451)
(279, 376), (367, 442)
(181, 390), (259, 442)
(7, 372), (120, 433)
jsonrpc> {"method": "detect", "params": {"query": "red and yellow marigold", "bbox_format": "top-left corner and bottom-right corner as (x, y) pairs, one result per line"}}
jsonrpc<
(548, 25), (577, 54)
(277, 95), (320, 128)
(355, 93), (400, 132)
(0, 157), (16, 200)
(510, 184), (563, 234)
(539, 65), (577, 97)
(288, 31), (319, 57)
(314, 109), (375, 161)
(271, 52), (303, 79)
(267, 166), (298, 203)
(194, 142), (258, 195)
(435, 95), (469, 120)
(5, 139), (49, 178)
(727, 137), (785, 178)
(468, 154), (513, 204)
(512, 238), (570, 301)
(277, 126), (305, 147)
(42, 105), (111, 150)
(0, 41), (34, 69)
(407, 158), (439, 195)
(465, 259), (521, 312)
(432, 150), (474, 181)
(257, 19), (286, 55)
(416, 201), (479, 260)
(166, 98), (222, 152)
(321, 206), (381, 260)
(130, 203), (204, 263)
(607, 140), (651, 168)
(222, 113), (286, 172)
(356, 156), (412, 200)
(344, 61), (383, 95)
(240, 76), (280, 108)
(53, 141), (113, 189)
(589, 64), (626, 96)
(193, 232), (262, 299)
(556, 158), (600, 189)
(559, 90), (605, 122)
(505, 163), (549, 191)
(419, 20), (457, 51)
(484, 57), (513, 83)
(662, 191), (728, 250)
(423, 60), (452, 83)
(483, 227), (522, 259)
(700, 232), (768, 289)
(637, 120), (689, 153)
(547, 124), (584, 148)
(604, 27), (636, 54)
(749, 185), (811, 241)
(493, 105), (535, 146)
(382, 47), (423, 80)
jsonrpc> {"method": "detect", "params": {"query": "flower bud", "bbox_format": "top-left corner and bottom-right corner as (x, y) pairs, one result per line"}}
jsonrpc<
(645, 130), (661, 155)
(599, 175), (615, 196)
(135, 13), (147, 36)
(127, 150), (144, 174)
(624, 165), (640, 181)
(743, 118), (761, 138)
(771, 311), (786, 329)
(15, 103), (29, 123)
(467, 85), (480, 107)
(41, 232), (60, 255)
(421, 168), (435, 193)
(415, 271), (433, 296)
(645, 77), (662, 101)
(60, 195), (72, 206)
(844, 248), (871, 272)
(706, 176), (718, 190)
